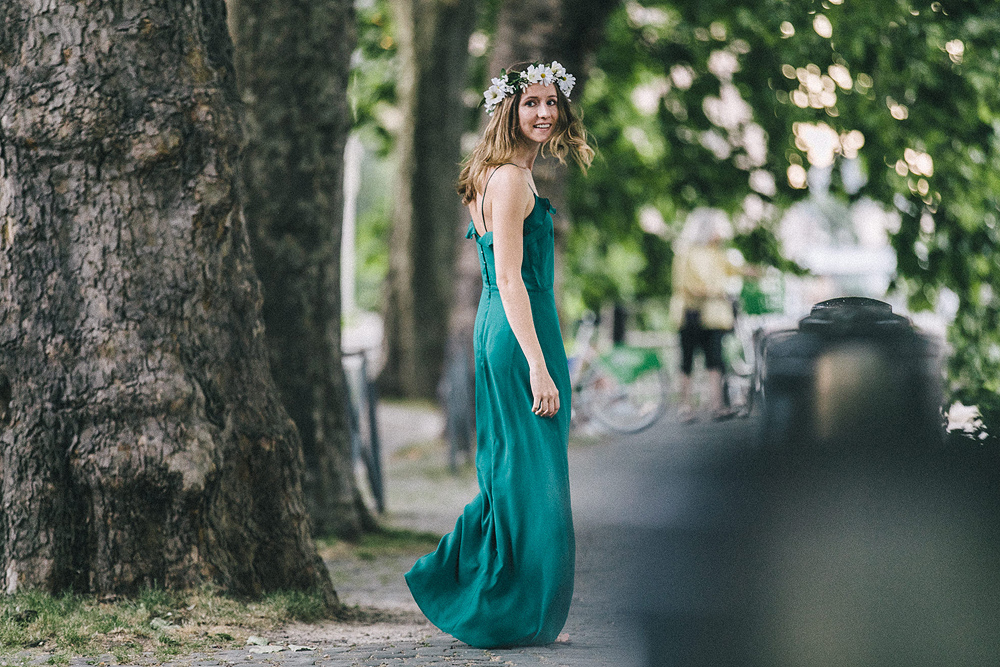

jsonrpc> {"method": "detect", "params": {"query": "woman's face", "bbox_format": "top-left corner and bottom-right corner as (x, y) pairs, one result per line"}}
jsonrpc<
(518, 83), (559, 145)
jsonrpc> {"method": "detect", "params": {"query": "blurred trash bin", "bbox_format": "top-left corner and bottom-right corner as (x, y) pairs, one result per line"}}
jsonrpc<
(758, 296), (943, 448)
(745, 297), (1000, 667)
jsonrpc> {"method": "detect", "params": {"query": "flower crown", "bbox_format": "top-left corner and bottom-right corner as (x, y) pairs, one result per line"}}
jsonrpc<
(482, 61), (577, 115)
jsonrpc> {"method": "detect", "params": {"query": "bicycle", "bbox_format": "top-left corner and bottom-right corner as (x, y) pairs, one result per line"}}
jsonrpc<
(568, 313), (668, 434)
(342, 349), (385, 513)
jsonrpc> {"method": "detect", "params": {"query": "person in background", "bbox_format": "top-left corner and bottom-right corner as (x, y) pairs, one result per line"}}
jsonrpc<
(670, 209), (744, 422)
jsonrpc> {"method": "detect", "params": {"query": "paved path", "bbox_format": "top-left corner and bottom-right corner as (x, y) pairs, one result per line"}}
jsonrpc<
(95, 405), (757, 667)
(225, 400), (999, 667)
(62, 398), (999, 667)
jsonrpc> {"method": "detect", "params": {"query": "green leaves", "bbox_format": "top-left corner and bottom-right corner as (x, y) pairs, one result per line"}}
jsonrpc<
(349, 0), (398, 154)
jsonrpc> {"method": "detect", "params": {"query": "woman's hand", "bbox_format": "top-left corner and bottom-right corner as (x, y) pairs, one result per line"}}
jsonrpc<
(529, 363), (560, 418)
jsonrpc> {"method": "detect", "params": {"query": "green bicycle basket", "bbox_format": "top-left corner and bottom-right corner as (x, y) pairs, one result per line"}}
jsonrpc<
(598, 345), (662, 385)
(740, 278), (784, 315)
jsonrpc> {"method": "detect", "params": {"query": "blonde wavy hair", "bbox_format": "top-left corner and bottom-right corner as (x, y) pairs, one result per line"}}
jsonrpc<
(456, 62), (595, 205)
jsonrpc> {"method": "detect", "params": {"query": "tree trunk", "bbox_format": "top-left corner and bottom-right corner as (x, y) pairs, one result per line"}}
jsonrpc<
(441, 0), (615, 356)
(382, 0), (419, 398)
(0, 0), (334, 602)
(381, 0), (479, 399)
(230, 0), (374, 538)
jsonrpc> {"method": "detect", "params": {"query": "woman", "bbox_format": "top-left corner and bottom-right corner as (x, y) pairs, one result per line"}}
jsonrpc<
(669, 209), (743, 422)
(405, 61), (594, 648)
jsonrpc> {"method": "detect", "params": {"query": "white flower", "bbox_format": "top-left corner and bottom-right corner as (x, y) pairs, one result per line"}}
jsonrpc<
(525, 64), (544, 84)
(558, 73), (576, 98)
(484, 85), (504, 113)
(492, 76), (514, 95)
(537, 66), (556, 86)
(550, 61), (567, 78)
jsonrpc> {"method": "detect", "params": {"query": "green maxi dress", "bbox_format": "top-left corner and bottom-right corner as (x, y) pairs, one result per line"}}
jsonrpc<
(405, 189), (575, 649)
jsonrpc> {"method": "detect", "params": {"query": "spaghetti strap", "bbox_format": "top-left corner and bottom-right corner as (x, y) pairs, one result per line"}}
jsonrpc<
(479, 163), (520, 234)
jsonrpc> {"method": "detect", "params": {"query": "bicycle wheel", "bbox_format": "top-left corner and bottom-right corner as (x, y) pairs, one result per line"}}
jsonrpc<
(580, 355), (668, 433)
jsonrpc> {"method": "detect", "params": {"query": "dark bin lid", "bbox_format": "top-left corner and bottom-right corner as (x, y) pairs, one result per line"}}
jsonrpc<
(798, 297), (912, 336)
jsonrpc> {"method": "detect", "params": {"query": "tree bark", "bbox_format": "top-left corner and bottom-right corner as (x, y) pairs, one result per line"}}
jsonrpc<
(440, 0), (615, 359)
(0, 0), (334, 602)
(230, 0), (375, 538)
(380, 0), (479, 399)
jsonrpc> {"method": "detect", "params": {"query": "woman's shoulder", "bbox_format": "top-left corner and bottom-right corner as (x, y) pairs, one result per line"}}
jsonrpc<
(487, 163), (527, 186)
(484, 164), (533, 202)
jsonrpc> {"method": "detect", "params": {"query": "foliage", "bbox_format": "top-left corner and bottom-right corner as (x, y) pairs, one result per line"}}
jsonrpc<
(347, 0), (1000, 433)
(349, 0), (398, 155)
(345, 0), (398, 316)
(567, 0), (1000, 436)
(353, 157), (394, 313)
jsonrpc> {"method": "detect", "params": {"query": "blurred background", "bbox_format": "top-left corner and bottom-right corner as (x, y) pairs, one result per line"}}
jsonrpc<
(325, 0), (1000, 440)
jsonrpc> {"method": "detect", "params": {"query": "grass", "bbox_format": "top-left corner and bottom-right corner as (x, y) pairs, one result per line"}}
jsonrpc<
(316, 526), (442, 562)
(0, 586), (342, 663)
(377, 396), (441, 412)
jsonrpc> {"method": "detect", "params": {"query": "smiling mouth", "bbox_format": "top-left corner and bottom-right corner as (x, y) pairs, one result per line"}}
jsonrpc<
(534, 123), (551, 129)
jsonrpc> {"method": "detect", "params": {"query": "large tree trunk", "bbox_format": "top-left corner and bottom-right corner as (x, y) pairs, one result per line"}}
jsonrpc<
(230, 0), (374, 538)
(380, 0), (479, 399)
(0, 0), (334, 602)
